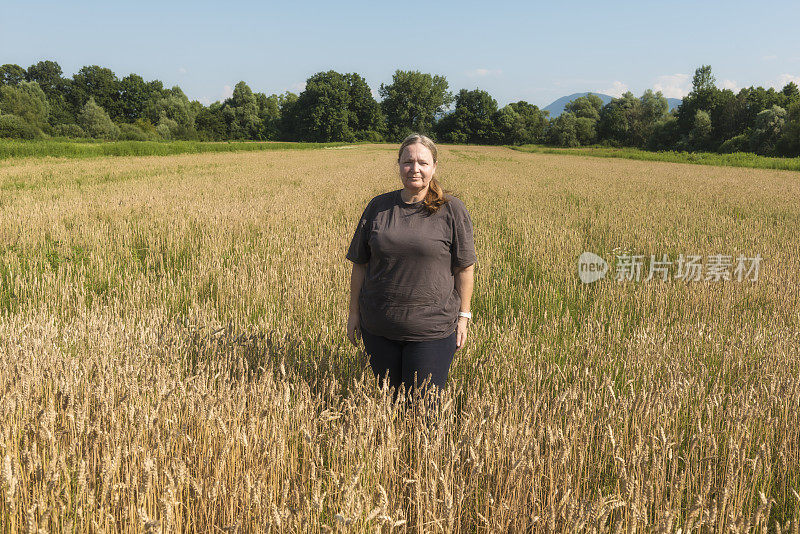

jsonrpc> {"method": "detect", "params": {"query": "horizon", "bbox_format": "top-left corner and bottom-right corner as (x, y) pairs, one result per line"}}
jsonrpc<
(2, 0), (799, 109)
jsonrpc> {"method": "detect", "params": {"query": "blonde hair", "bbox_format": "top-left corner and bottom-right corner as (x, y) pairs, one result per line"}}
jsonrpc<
(397, 133), (450, 215)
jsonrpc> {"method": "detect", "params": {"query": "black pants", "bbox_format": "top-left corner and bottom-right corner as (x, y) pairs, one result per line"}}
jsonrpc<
(361, 326), (457, 405)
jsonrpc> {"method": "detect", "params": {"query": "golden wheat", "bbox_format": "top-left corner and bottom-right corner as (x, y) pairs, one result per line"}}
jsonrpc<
(0, 145), (798, 532)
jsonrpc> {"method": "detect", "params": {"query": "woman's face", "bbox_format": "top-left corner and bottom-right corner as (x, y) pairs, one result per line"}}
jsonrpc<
(399, 143), (436, 192)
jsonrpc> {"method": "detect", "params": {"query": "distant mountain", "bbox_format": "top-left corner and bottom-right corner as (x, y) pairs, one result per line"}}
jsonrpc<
(543, 92), (682, 118)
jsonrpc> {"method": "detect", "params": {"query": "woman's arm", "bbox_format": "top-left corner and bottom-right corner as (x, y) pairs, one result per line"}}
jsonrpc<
(454, 264), (474, 350)
(347, 262), (367, 346)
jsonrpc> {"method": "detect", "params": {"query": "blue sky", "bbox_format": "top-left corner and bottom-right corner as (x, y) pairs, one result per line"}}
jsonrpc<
(2, 0), (799, 108)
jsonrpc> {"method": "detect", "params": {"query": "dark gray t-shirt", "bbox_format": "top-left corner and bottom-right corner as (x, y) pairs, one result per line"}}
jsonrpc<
(346, 189), (477, 341)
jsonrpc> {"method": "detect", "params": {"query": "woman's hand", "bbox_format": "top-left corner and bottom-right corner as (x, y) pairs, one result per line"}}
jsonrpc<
(454, 264), (474, 352)
(346, 311), (361, 347)
(347, 263), (366, 348)
(455, 316), (469, 350)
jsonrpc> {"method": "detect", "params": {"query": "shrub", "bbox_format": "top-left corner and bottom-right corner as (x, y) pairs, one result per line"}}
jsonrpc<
(78, 98), (120, 140)
(719, 134), (748, 154)
(0, 81), (49, 129)
(0, 114), (42, 139)
(155, 124), (171, 140)
(158, 115), (179, 138)
(354, 130), (384, 143)
(119, 123), (154, 141)
(51, 123), (87, 139)
(134, 118), (158, 137)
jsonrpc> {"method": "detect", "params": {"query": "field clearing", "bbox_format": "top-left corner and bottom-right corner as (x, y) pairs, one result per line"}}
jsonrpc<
(509, 145), (800, 172)
(0, 140), (350, 160)
(1, 144), (799, 532)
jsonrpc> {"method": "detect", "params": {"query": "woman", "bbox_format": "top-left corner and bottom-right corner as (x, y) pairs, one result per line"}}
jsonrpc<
(345, 133), (476, 402)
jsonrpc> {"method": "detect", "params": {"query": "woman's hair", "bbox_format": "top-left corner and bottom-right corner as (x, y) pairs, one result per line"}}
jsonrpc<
(397, 133), (450, 215)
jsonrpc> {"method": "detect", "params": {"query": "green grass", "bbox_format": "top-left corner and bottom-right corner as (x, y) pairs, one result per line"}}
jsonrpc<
(0, 139), (352, 160)
(508, 144), (800, 172)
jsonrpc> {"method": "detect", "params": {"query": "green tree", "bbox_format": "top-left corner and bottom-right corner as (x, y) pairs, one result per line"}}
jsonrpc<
(596, 90), (667, 147)
(564, 94), (603, 121)
(277, 92), (299, 140)
(345, 73), (384, 141)
(546, 112), (579, 147)
(195, 103), (227, 141)
(287, 71), (383, 142)
(690, 110), (712, 150)
(563, 94), (603, 145)
(149, 86), (199, 139)
(434, 89), (498, 144)
(782, 81), (799, 100)
(69, 65), (121, 120)
(629, 89), (668, 146)
(709, 88), (744, 146)
(255, 92), (281, 139)
(0, 81), (50, 129)
(777, 100), (800, 156)
(119, 74), (150, 123)
(492, 101), (548, 145)
(222, 81), (262, 140)
(638, 90), (668, 125)
(290, 71), (351, 141)
(491, 105), (521, 145)
(25, 60), (71, 125)
(692, 65), (716, 93)
(676, 65), (720, 142)
(77, 97), (119, 139)
(575, 117), (597, 145)
(25, 61), (63, 97)
(0, 64), (26, 85)
(510, 101), (548, 143)
(598, 91), (638, 145)
(379, 70), (453, 141)
(748, 105), (786, 155)
(647, 114), (680, 150)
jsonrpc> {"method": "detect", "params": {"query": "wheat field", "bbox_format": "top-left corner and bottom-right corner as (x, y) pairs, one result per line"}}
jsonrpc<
(0, 144), (799, 532)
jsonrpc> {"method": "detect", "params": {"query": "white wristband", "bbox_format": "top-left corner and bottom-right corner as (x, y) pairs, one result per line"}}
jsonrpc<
(458, 311), (472, 320)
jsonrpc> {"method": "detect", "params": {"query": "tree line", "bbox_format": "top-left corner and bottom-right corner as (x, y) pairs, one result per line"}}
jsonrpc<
(1, 61), (798, 156)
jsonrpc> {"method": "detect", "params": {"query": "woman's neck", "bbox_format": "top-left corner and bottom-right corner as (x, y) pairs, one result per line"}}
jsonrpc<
(401, 186), (428, 203)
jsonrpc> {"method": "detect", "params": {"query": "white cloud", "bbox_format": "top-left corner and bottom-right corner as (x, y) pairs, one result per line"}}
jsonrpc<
(653, 73), (691, 99)
(762, 55), (778, 61)
(720, 79), (739, 92)
(178, 67), (188, 75)
(290, 81), (306, 93)
(774, 73), (800, 88)
(197, 85), (236, 106)
(465, 68), (502, 78)
(596, 80), (628, 98)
